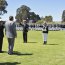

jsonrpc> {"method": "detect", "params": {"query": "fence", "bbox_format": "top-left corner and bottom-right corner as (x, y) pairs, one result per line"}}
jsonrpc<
(16, 25), (65, 31)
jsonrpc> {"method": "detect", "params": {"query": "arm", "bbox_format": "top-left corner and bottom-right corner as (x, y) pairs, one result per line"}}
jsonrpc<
(11, 23), (17, 38)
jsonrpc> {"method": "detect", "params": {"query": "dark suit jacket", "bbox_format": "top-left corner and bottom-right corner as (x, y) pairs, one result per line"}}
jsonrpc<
(23, 24), (29, 32)
(43, 26), (49, 33)
(0, 25), (4, 38)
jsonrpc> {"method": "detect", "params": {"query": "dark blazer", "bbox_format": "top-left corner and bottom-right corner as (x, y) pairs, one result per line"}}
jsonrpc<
(43, 26), (49, 33)
(0, 24), (4, 38)
(23, 24), (29, 32)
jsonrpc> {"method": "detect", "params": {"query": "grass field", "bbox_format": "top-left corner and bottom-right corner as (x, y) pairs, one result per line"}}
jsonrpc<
(0, 30), (65, 65)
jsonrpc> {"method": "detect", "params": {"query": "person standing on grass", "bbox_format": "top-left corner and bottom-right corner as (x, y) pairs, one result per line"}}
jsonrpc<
(0, 18), (5, 53)
(42, 22), (49, 45)
(5, 16), (17, 55)
(22, 20), (29, 43)
(20, 19), (29, 43)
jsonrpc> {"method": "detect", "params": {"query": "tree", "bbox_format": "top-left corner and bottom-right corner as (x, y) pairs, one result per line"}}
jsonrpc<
(29, 12), (36, 20)
(35, 14), (41, 21)
(29, 12), (40, 22)
(0, 0), (8, 15)
(15, 5), (31, 22)
(62, 10), (65, 22)
(44, 16), (53, 22)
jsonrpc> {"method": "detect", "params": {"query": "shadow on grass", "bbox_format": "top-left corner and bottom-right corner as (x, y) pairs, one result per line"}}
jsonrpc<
(0, 51), (7, 53)
(47, 44), (59, 45)
(0, 62), (21, 65)
(13, 51), (33, 56)
(27, 42), (37, 43)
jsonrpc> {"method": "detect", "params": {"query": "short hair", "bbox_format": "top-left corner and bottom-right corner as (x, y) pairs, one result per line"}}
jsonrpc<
(9, 16), (13, 21)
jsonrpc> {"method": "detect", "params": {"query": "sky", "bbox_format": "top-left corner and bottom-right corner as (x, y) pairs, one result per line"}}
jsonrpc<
(1, 0), (65, 21)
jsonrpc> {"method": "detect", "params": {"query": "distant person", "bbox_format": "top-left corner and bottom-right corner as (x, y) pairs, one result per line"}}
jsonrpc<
(0, 18), (5, 53)
(42, 22), (49, 45)
(5, 16), (17, 55)
(20, 20), (29, 43)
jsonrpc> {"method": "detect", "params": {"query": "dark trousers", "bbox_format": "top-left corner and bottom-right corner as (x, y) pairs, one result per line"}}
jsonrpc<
(8, 38), (15, 54)
(23, 32), (27, 43)
(0, 37), (3, 51)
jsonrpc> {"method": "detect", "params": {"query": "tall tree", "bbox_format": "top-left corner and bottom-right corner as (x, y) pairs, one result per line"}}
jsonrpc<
(36, 14), (41, 21)
(44, 16), (53, 22)
(29, 12), (40, 22)
(0, 0), (8, 15)
(29, 12), (36, 20)
(62, 10), (65, 22)
(16, 5), (31, 22)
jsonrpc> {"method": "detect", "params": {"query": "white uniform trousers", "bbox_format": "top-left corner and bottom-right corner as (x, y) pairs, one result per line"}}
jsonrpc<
(42, 33), (48, 42)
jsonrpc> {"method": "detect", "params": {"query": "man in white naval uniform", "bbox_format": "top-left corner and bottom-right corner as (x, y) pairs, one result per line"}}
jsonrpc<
(42, 22), (49, 45)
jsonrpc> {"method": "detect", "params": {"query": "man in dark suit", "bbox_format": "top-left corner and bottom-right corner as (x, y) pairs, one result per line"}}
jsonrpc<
(0, 19), (4, 53)
(23, 20), (29, 43)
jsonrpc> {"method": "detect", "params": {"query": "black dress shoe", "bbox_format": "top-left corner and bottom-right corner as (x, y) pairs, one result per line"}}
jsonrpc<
(8, 53), (13, 55)
(8, 51), (13, 55)
(44, 41), (47, 45)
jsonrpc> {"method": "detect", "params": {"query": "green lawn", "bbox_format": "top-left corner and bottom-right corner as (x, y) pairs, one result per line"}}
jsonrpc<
(0, 30), (65, 65)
